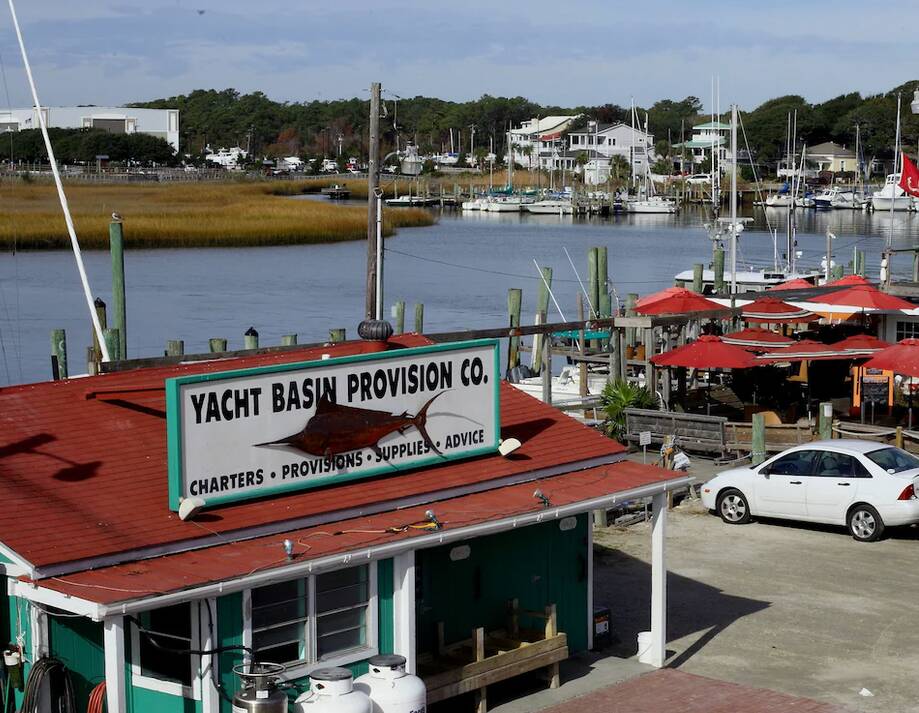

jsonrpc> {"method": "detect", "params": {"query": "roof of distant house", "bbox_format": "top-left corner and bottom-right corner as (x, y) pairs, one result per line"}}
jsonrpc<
(808, 141), (856, 158)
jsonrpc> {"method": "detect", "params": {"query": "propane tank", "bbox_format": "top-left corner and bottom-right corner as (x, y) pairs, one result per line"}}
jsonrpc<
(232, 662), (288, 713)
(294, 667), (372, 713)
(354, 655), (426, 713)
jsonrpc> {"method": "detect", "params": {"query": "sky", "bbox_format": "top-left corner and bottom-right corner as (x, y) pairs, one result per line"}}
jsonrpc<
(1, 1), (918, 112)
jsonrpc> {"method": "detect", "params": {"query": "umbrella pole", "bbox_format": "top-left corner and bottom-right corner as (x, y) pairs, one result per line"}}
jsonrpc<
(909, 387), (913, 430)
(707, 369), (712, 416)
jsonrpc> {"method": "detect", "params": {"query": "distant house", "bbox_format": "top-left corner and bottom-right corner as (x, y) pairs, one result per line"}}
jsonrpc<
(672, 120), (732, 171)
(808, 142), (857, 173)
(509, 116), (580, 169)
(548, 122), (654, 185)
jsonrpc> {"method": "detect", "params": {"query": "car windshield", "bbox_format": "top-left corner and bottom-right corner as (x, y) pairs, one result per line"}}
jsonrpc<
(865, 447), (919, 473)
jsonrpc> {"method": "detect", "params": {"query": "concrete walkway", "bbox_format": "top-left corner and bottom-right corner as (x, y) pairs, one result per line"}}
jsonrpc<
(539, 669), (857, 713)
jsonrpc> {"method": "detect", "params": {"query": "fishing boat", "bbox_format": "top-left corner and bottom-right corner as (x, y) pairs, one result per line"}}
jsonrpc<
(871, 174), (913, 212)
(526, 198), (573, 215)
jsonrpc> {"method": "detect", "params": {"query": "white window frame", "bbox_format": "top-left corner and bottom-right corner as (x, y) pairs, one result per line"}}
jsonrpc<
(130, 602), (201, 700)
(242, 563), (378, 680)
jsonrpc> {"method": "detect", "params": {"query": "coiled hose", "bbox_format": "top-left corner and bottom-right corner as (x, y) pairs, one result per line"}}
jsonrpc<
(20, 656), (76, 713)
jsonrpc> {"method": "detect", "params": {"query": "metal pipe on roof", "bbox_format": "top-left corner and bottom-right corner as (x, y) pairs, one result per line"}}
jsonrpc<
(54, 475), (695, 619)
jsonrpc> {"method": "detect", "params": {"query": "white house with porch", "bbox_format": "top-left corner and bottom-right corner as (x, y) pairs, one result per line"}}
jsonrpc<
(672, 120), (732, 171)
(510, 116), (580, 168)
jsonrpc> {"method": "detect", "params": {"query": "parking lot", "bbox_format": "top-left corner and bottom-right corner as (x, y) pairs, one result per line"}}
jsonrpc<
(594, 495), (919, 713)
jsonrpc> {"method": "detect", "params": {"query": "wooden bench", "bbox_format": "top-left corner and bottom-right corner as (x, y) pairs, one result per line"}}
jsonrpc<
(625, 408), (727, 455)
(420, 601), (568, 713)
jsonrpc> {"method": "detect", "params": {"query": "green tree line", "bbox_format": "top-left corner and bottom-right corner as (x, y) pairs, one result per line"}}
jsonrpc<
(4, 128), (176, 165)
(125, 80), (918, 171)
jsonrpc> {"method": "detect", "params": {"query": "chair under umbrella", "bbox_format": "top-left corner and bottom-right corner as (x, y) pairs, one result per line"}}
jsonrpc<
(862, 338), (919, 427)
(742, 297), (818, 324)
(652, 335), (759, 414)
(635, 289), (727, 316)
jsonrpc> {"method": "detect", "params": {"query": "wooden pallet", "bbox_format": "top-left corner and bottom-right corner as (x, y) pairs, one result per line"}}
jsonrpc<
(421, 602), (567, 713)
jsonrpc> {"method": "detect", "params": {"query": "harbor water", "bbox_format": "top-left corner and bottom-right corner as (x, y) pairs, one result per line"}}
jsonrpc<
(0, 205), (916, 386)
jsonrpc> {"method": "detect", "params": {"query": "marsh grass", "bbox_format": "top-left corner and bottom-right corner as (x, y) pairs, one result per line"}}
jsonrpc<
(0, 181), (434, 249)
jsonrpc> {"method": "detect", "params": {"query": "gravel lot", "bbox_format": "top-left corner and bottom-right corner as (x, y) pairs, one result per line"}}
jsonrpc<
(593, 498), (919, 713)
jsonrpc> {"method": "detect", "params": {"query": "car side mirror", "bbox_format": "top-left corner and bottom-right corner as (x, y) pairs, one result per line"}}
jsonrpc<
(759, 465), (771, 476)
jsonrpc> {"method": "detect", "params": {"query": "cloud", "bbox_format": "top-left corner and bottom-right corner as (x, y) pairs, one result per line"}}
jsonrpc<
(0, 0), (917, 109)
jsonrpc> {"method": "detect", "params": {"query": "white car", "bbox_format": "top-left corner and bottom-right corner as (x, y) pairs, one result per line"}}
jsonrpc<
(701, 440), (919, 542)
(686, 173), (711, 185)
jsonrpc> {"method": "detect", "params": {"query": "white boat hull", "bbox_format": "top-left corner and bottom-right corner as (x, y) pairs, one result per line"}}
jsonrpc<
(526, 200), (573, 215)
(624, 198), (678, 214)
(871, 195), (913, 212)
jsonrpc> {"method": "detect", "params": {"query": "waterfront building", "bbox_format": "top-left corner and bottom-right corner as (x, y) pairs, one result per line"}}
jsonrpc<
(0, 334), (686, 712)
(0, 106), (180, 153)
(558, 123), (655, 184)
(808, 142), (857, 174)
(672, 120), (732, 171)
(510, 116), (580, 169)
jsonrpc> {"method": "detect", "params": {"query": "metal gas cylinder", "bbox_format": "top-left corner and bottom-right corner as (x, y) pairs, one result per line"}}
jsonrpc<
(354, 655), (426, 713)
(232, 662), (288, 713)
(293, 666), (372, 713)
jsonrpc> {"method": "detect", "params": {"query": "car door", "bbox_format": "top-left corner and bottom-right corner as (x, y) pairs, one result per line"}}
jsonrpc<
(754, 450), (816, 517)
(805, 451), (865, 524)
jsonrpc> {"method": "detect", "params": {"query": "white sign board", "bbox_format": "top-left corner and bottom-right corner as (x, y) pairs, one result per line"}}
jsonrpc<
(166, 340), (500, 509)
(639, 431), (652, 447)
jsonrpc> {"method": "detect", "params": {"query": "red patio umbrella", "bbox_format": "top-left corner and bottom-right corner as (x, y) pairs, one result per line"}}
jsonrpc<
(862, 338), (919, 375)
(652, 335), (759, 369)
(771, 278), (815, 291)
(831, 334), (891, 354)
(807, 284), (915, 311)
(757, 339), (860, 363)
(635, 289), (726, 316)
(830, 274), (872, 287)
(652, 335), (758, 414)
(742, 297), (818, 324)
(636, 286), (683, 308)
(723, 327), (795, 350)
(861, 339), (919, 428)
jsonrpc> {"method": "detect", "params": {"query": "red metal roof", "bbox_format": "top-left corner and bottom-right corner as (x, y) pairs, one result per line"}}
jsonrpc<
(31, 459), (679, 606)
(0, 336), (626, 574)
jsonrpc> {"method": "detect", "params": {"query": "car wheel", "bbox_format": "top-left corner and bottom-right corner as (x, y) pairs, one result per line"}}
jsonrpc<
(847, 504), (885, 542)
(717, 488), (751, 524)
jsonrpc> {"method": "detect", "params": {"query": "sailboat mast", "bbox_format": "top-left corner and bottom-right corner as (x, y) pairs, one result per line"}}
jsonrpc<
(889, 93), (902, 250)
(730, 103), (738, 295)
(7, 0), (110, 363)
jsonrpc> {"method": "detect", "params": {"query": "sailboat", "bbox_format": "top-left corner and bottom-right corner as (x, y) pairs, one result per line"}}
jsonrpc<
(623, 104), (678, 214)
(871, 99), (913, 212)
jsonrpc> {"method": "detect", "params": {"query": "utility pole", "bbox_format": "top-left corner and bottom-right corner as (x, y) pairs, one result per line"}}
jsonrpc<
(365, 81), (382, 320)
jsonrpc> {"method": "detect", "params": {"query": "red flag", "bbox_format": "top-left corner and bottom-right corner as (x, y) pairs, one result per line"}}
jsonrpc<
(899, 152), (919, 197)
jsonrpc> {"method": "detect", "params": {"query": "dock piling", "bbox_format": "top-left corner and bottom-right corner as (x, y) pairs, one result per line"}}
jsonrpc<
(92, 298), (107, 370)
(713, 247), (725, 293)
(392, 301), (405, 334)
(244, 327), (259, 350)
(507, 288), (522, 373)
(414, 304), (424, 334)
(109, 219), (127, 359)
(819, 402), (833, 441)
(50, 329), (68, 379)
(692, 263), (704, 294)
(281, 334), (298, 346)
(588, 248), (600, 316)
(165, 339), (184, 357)
(597, 247), (610, 317)
(209, 338), (227, 353)
(751, 412), (766, 465)
(329, 328), (346, 343)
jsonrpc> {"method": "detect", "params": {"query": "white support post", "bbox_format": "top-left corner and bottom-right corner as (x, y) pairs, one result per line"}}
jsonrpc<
(649, 491), (668, 667)
(103, 616), (127, 713)
(29, 603), (49, 661)
(392, 550), (416, 674)
(200, 599), (220, 713)
(586, 521), (594, 651)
